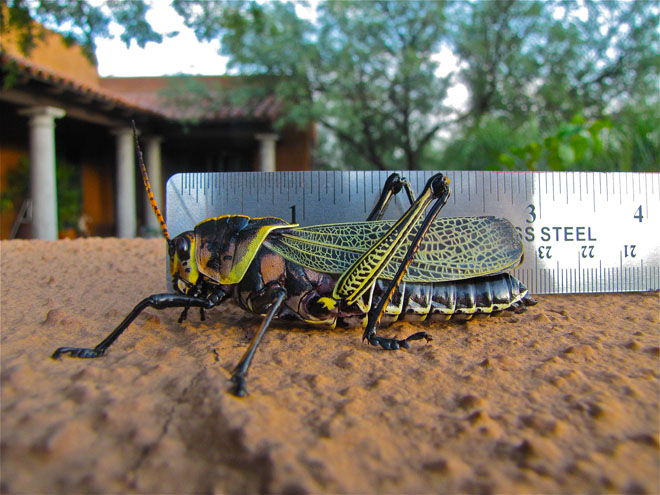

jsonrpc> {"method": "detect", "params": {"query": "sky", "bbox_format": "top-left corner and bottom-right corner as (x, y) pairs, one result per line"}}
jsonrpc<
(95, 2), (229, 77)
(95, 1), (322, 77)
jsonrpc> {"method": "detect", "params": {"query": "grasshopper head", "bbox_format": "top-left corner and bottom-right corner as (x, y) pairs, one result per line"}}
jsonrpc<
(169, 232), (200, 294)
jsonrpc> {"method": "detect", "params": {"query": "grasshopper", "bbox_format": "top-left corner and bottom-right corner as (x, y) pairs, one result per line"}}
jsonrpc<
(53, 127), (536, 396)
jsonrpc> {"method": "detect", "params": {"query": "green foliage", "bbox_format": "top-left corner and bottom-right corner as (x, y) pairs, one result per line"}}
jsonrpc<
(484, 104), (658, 172)
(0, 155), (29, 213)
(600, 102), (660, 172)
(0, 0), (44, 55)
(437, 117), (541, 171)
(449, 0), (547, 127)
(55, 157), (82, 230)
(169, 0), (658, 171)
(0, 156), (82, 231)
(439, 99), (659, 172)
(498, 115), (613, 171)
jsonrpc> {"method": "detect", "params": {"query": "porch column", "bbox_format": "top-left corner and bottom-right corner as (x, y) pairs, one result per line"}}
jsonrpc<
(144, 136), (163, 235)
(255, 133), (278, 172)
(19, 106), (65, 240)
(112, 127), (136, 238)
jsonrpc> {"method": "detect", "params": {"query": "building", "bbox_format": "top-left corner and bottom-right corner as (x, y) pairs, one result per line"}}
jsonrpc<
(0, 22), (315, 239)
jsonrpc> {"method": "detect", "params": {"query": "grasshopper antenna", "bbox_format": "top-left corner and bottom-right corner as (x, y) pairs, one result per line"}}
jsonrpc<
(132, 121), (170, 241)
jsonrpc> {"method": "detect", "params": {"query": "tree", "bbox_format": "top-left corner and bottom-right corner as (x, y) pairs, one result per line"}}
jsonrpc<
(172, 0), (658, 171)
(451, 0), (660, 124)
(448, 0), (547, 127)
(172, 0), (455, 170)
(442, 0), (659, 171)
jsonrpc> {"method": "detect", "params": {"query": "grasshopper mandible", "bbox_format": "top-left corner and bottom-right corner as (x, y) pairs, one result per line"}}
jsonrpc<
(53, 124), (536, 396)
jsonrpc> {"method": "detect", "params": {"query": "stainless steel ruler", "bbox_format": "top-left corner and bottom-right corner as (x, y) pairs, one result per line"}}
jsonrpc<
(166, 171), (659, 294)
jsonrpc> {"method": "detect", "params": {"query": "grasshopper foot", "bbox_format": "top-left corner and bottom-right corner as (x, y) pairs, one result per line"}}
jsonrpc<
(52, 347), (104, 359)
(365, 331), (433, 350)
(367, 335), (408, 349)
(230, 373), (249, 397)
(403, 331), (433, 344)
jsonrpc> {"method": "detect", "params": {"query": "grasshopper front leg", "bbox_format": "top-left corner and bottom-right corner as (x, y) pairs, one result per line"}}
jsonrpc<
(335, 173), (451, 350)
(52, 294), (217, 359)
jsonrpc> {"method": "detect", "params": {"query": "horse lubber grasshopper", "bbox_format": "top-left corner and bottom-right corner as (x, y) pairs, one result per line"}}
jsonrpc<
(52, 126), (536, 396)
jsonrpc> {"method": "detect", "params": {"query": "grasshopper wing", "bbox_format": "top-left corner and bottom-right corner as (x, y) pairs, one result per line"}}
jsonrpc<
(263, 217), (522, 282)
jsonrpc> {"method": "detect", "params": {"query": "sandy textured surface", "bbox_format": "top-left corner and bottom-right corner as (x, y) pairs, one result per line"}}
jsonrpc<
(1, 238), (658, 494)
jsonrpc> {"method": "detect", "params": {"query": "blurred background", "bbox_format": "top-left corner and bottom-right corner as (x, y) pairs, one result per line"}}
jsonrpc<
(1, 0), (658, 239)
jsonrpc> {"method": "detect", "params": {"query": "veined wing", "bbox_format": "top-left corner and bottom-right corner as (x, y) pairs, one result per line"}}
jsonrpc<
(263, 217), (523, 282)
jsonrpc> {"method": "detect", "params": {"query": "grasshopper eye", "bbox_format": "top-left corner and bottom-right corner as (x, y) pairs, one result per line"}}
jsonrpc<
(175, 236), (191, 261)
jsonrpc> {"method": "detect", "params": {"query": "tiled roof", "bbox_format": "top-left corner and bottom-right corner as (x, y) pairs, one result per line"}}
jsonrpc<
(1, 52), (279, 122)
(0, 52), (163, 119)
(99, 76), (280, 122)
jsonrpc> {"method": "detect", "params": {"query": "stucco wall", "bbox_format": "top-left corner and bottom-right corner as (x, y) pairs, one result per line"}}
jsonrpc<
(2, 14), (100, 88)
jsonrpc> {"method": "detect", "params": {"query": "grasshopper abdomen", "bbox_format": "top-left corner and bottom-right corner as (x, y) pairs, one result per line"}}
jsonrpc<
(380, 273), (534, 324)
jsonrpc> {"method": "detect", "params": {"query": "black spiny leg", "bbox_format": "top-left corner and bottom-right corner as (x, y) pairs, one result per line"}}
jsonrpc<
(52, 293), (216, 359)
(230, 288), (286, 397)
(363, 174), (451, 350)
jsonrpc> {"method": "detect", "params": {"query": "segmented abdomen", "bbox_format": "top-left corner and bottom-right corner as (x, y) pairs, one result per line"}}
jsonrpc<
(376, 273), (531, 325)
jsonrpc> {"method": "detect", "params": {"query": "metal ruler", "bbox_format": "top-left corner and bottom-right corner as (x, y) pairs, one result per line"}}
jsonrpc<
(166, 171), (659, 294)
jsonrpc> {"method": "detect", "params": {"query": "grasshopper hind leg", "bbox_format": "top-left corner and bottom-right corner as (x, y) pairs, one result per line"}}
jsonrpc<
(362, 172), (433, 350)
(361, 174), (451, 350)
(367, 173), (416, 221)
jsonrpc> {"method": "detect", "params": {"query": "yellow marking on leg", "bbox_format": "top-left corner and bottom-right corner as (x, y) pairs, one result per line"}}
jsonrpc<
(334, 184), (436, 305)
